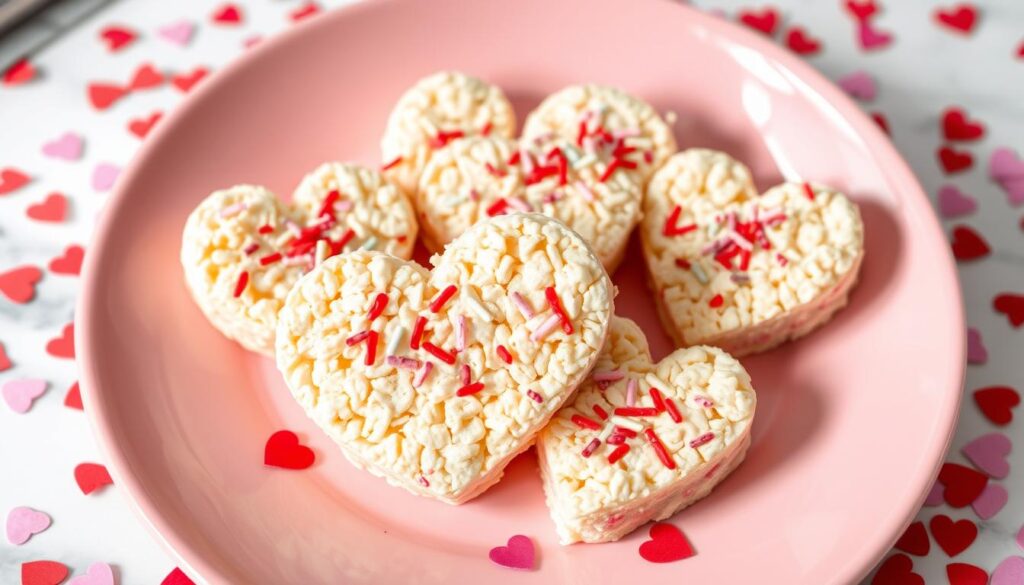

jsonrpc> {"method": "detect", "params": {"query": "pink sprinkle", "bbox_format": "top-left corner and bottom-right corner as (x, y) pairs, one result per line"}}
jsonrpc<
(625, 378), (637, 406)
(776, 253), (789, 266)
(520, 150), (535, 174)
(530, 314), (561, 341)
(413, 361), (433, 387)
(511, 292), (535, 319)
(581, 438), (601, 458)
(307, 214), (333, 229)
(507, 197), (532, 212)
(285, 220), (302, 236)
(726, 211), (737, 230)
(386, 355), (421, 370)
(346, 330), (370, 345)
(527, 389), (544, 403)
(418, 476), (430, 487)
(612, 128), (642, 139)
(593, 370), (624, 383)
(694, 395), (715, 408)
(219, 202), (247, 218)
(335, 200), (354, 212)
(455, 314), (467, 351)
(728, 230), (753, 251)
(762, 212), (787, 226)
(460, 364), (471, 385)
(283, 256), (309, 266)
(576, 181), (595, 202)
(690, 432), (714, 448)
(243, 242), (260, 255)
(730, 273), (750, 284)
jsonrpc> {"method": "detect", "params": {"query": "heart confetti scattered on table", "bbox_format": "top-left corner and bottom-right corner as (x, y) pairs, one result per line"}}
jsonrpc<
(0, 342), (11, 372)
(64, 382), (83, 410)
(489, 535), (536, 570)
(46, 323), (75, 359)
(263, 430), (315, 470)
(930, 514), (978, 557)
(938, 463), (988, 507)
(289, 2), (321, 22)
(21, 560), (69, 585)
(844, 0), (878, 22)
(784, 26), (821, 55)
(924, 480), (945, 506)
(3, 57), (36, 86)
(942, 107), (985, 141)
(212, 4), (244, 25)
(857, 20), (893, 51)
(638, 523), (696, 563)
(99, 25), (138, 52)
(871, 553), (924, 585)
(127, 111), (163, 139)
(42, 132), (84, 161)
(91, 163), (120, 192)
(2, 379), (47, 414)
(934, 4), (978, 35)
(962, 432), (1011, 478)
(938, 185), (977, 218)
(27, 192), (69, 223)
(938, 146), (974, 174)
(162, 568), (196, 585)
(87, 83), (129, 111)
(838, 70), (877, 100)
(126, 63), (164, 91)
(946, 562), (988, 585)
(994, 293), (1024, 327)
(894, 521), (930, 556)
(738, 7), (779, 36)
(989, 148), (1024, 206)
(991, 556), (1024, 585)
(966, 327), (987, 364)
(974, 385), (1020, 426)
(970, 483), (1007, 520)
(157, 20), (195, 46)
(0, 167), (31, 195)
(171, 67), (208, 92)
(74, 463), (113, 495)
(49, 245), (85, 276)
(68, 561), (115, 585)
(0, 265), (43, 304)
(6, 506), (52, 545)
(950, 225), (990, 261)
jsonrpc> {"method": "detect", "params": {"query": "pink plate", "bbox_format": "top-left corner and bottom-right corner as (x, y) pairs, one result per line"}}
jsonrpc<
(77, 0), (964, 582)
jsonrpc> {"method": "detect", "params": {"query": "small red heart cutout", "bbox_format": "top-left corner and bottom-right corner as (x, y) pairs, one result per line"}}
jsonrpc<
(49, 244), (84, 276)
(0, 167), (30, 195)
(871, 112), (890, 135)
(938, 145), (973, 174)
(264, 430), (315, 469)
(74, 462), (113, 495)
(65, 381), (83, 410)
(894, 521), (930, 556)
(128, 112), (163, 139)
(785, 26), (821, 55)
(950, 225), (990, 261)
(871, 553), (923, 585)
(290, 2), (321, 22)
(738, 8), (779, 35)
(934, 4), (978, 34)
(172, 67), (208, 93)
(212, 4), (243, 25)
(27, 192), (68, 223)
(99, 25), (137, 52)
(46, 323), (75, 359)
(947, 562), (988, 585)
(0, 265), (43, 304)
(844, 0), (878, 21)
(162, 567), (196, 585)
(21, 560), (69, 585)
(3, 58), (35, 86)
(0, 341), (11, 371)
(127, 63), (164, 91)
(488, 535), (536, 570)
(974, 385), (1020, 425)
(942, 108), (984, 141)
(87, 82), (128, 110)
(993, 293), (1024, 328)
(929, 514), (977, 557)
(938, 463), (988, 507)
(638, 523), (695, 563)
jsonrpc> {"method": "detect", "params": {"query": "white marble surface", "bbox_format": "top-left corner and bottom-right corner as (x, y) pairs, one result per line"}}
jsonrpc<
(0, 0), (1021, 583)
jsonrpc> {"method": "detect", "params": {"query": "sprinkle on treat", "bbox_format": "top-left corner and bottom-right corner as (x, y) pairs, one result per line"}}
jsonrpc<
(645, 428), (677, 469)
(258, 223), (274, 234)
(410, 316), (427, 349)
(526, 389), (544, 403)
(593, 370), (624, 383)
(607, 444), (630, 464)
(511, 292), (535, 319)
(497, 345), (513, 364)
(386, 355), (421, 370)
(486, 198), (510, 217)
(649, 388), (667, 412)
(581, 438), (602, 458)
(664, 399), (683, 423)
(531, 314), (561, 341)
(689, 432), (714, 449)
(364, 331), (379, 365)
(430, 285), (458, 313)
(412, 361), (433, 387)
(455, 314), (468, 351)
(802, 182), (816, 201)
(593, 404), (609, 420)
(422, 341), (457, 365)
(368, 293), (389, 321)
(460, 364), (472, 385)
(615, 407), (660, 417)
(709, 294), (724, 308)
(380, 156), (403, 171)
(545, 287), (574, 334)
(625, 378), (637, 406)
(219, 202), (247, 218)
(346, 330), (371, 346)
(456, 382), (485, 397)
(385, 326), (405, 355)
(233, 271), (249, 297)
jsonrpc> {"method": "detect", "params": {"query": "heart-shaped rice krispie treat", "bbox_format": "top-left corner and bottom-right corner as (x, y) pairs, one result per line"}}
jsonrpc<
(381, 71), (516, 195)
(641, 149), (864, 357)
(521, 84), (677, 183)
(181, 162), (417, 356)
(538, 316), (756, 544)
(415, 135), (642, 271)
(275, 213), (614, 504)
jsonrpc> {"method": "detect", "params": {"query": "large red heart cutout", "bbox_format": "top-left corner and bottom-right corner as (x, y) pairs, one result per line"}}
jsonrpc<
(264, 430), (315, 470)
(638, 523), (695, 563)
(21, 560), (69, 585)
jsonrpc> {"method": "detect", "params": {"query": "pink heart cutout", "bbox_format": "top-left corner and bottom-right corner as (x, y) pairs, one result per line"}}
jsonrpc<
(69, 562), (115, 585)
(923, 480), (944, 506)
(2, 379), (47, 414)
(858, 21), (893, 50)
(991, 556), (1024, 585)
(971, 483), (1007, 520)
(42, 132), (84, 161)
(990, 147), (1024, 180)
(966, 327), (987, 364)
(489, 535), (536, 570)
(999, 177), (1024, 207)
(157, 20), (195, 46)
(962, 432), (1011, 478)
(938, 185), (977, 218)
(91, 163), (121, 192)
(837, 70), (876, 101)
(6, 506), (51, 545)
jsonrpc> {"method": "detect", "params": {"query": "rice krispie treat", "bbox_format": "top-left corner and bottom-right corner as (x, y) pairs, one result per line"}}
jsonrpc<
(275, 214), (614, 504)
(521, 84), (677, 184)
(181, 162), (417, 356)
(416, 135), (642, 271)
(538, 317), (756, 544)
(381, 71), (516, 195)
(641, 149), (864, 357)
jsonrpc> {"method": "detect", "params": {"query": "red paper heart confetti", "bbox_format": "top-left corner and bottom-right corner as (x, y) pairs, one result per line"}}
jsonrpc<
(128, 112), (163, 139)
(638, 523), (695, 563)
(871, 112), (890, 135)
(738, 8), (779, 36)
(934, 4), (978, 34)
(488, 535), (536, 570)
(46, 323), (75, 359)
(844, 0), (878, 21)
(930, 515), (978, 557)
(49, 245), (84, 276)
(950, 225), (990, 261)
(974, 386), (1020, 425)
(290, 2), (321, 22)
(871, 553), (924, 585)
(264, 430), (315, 469)
(21, 560), (69, 585)
(894, 521), (930, 556)
(27, 192), (68, 223)
(947, 563), (988, 585)
(3, 57), (35, 86)
(171, 67), (208, 93)
(0, 167), (30, 195)
(942, 107), (985, 141)
(1017, 39), (1024, 59)
(994, 293), (1024, 327)
(785, 26), (821, 55)
(162, 568), (196, 585)
(0, 265), (43, 304)
(87, 82), (128, 111)
(64, 382), (83, 410)
(74, 463), (113, 495)
(857, 20), (893, 51)
(0, 341), (11, 371)
(99, 25), (137, 52)
(938, 463), (988, 507)
(938, 146), (973, 174)
(127, 63), (164, 91)
(212, 4), (243, 25)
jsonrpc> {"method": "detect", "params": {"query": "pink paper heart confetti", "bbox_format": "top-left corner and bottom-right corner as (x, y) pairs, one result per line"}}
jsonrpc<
(857, 20), (893, 50)
(1018, 523), (1024, 550)
(938, 185), (977, 218)
(2, 379), (47, 414)
(68, 562), (115, 585)
(91, 163), (120, 192)
(962, 432), (1010, 478)
(991, 556), (1024, 585)
(990, 147), (1024, 180)
(157, 20), (194, 46)
(997, 177), (1024, 207)
(924, 480), (944, 506)
(489, 535), (536, 570)
(837, 70), (876, 101)
(42, 132), (84, 161)
(966, 327), (987, 364)
(6, 506), (51, 545)
(970, 483), (1007, 520)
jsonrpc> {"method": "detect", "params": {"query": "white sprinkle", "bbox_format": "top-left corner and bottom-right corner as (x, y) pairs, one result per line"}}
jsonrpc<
(283, 255), (308, 266)
(507, 197), (532, 212)
(573, 153), (597, 169)
(511, 292), (535, 319)
(386, 326), (406, 356)
(530, 314), (561, 341)
(360, 236), (378, 251)
(464, 289), (493, 321)
(576, 181), (595, 202)
(413, 361), (433, 387)
(520, 149), (535, 175)
(728, 230), (754, 251)
(219, 202), (247, 218)
(275, 232), (294, 248)
(645, 373), (671, 395)
(285, 220), (302, 237)
(315, 240), (329, 266)
(691, 263), (709, 284)
(598, 424), (615, 441)
(611, 415), (643, 433)
(625, 378), (637, 406)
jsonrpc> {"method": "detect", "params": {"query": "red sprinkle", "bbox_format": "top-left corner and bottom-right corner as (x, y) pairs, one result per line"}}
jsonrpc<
(614, 407), (660, 417)
(485, 198), (509, 216)
(544, 287), (574, 335)
(662, 205), (697, 236)
(802, 182), (815, 201)
(507, 150), (521, 165)
(335, 228), (356, 251)
(665, 398), (683, 423)
(649, 388), (666, 412)
(484, 162), (506, 178)
(614, 426), (638, 438)
(645, 428), (677, 469)
(572, 414), (602, 431)
(606, 434), (627, 445)
(593, 404), (609, 420)
(367, 293), (389, 321)
(258, 224), (274, 234)
(526, 389), (544, 403)
(581, 438), (601, 458)
(233, 271), (249, 297)
(422, 341), (456, 365)
(496, 345), (513, 364)
(643, 150), (654, 164)
(576, 120), (588, 146)
(599, 158), (621, 183)
(259, 252), (283, 266)
(480, 121), (493, 136)
(346, 330), (371, 346)
(690, 432), (714, 448)
(709, 294), (724, 308)
(364, 330), (379, 365)
(380, 156), (403, 171)
(675, 258), (691, 269)
(456, 382), (485, 397)
(430, 129), (464, 148)
(410, 316), (427, 350)
(607, 444), (631, 464)
(317, 189), (341, 218)
(430, 285), (458, 313)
